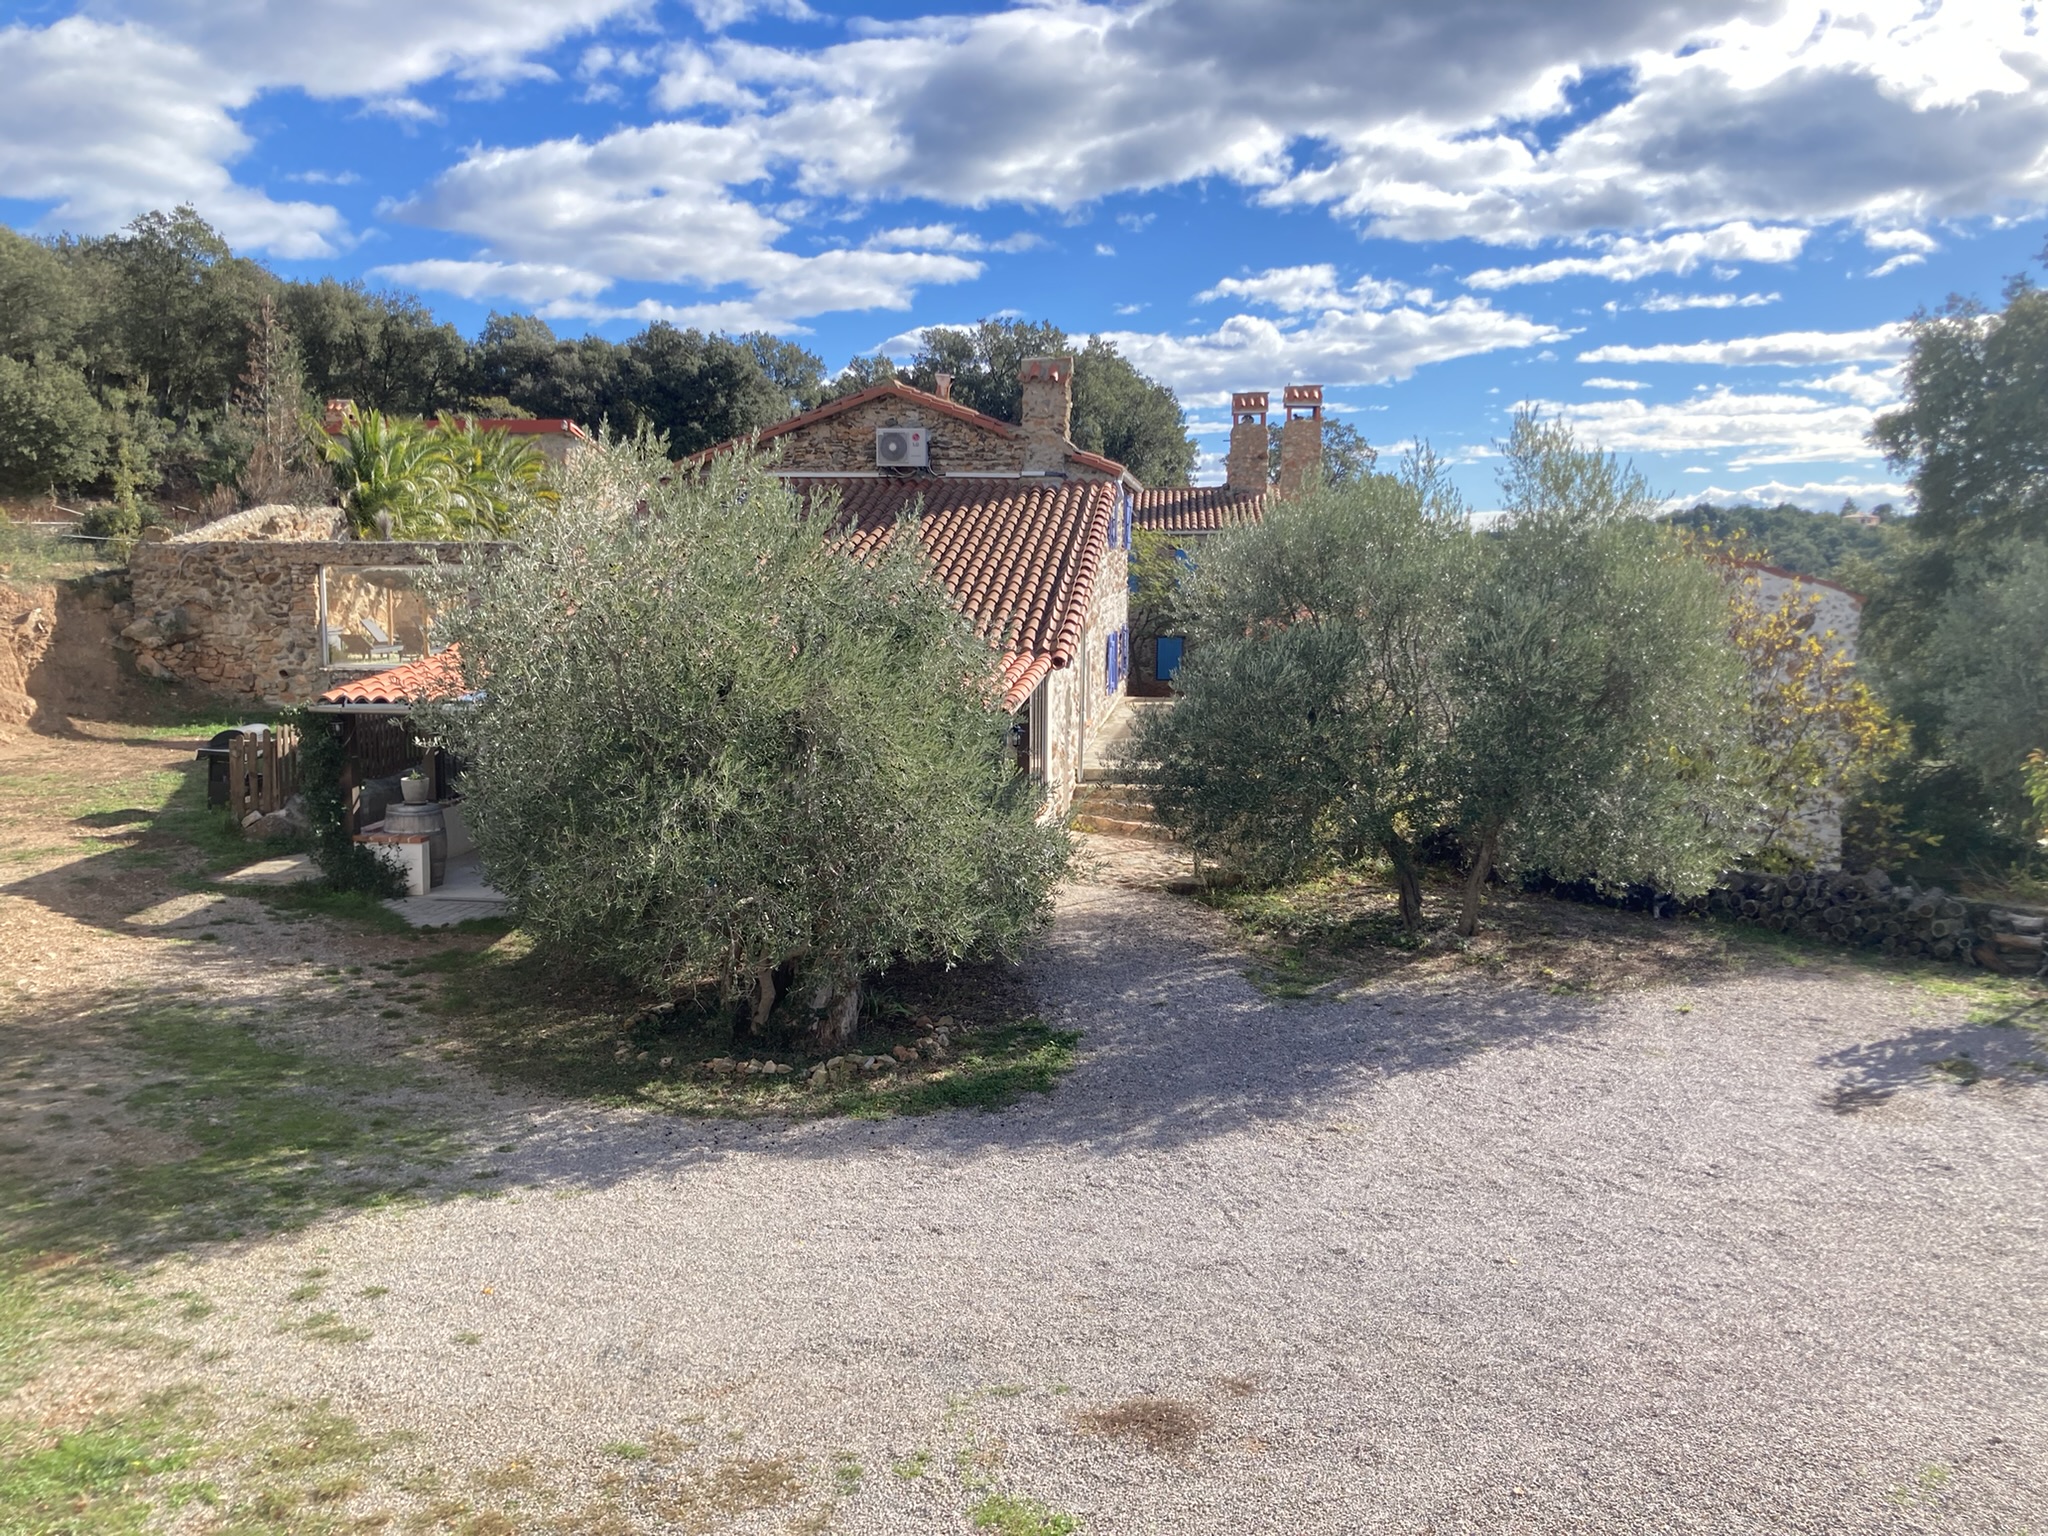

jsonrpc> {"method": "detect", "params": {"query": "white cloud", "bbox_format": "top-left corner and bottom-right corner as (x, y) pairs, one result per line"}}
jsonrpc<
(1094, 242), (1116, 256)
(684, 0), (817, 30)
(388, 125), (983, 327)
(0, 17), (346, 257)
(107, 0), (638, 98)
(370, 259), (614, 305)
(1106, 296), (1567, 403)
(1198, 265), (1415, 312)
(1868, 252), (1926, 278)
(1863, 227), (1938, 253)
(359, 96), (442, 125)
(1617, 290), (1780, 313)
(286, 169), (361, 186)
(1113, 301), (1147, 315)
(1541, 387), (1883, 469)
(1582, 376), (1645, 390)
(1464, 222), (1806, 289)
(1673, 477), (1910, 511)
(1579, 324), (1909, 367)
(1793, 364), (1901, 406)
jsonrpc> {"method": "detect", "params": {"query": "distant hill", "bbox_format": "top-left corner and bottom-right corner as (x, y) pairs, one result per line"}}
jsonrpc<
(1660, 502), (1903, 586)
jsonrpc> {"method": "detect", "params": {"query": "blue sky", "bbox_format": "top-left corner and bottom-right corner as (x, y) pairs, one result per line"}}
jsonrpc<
(4, 0), (2044, 507)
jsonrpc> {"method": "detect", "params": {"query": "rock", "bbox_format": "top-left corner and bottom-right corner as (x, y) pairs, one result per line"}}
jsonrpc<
(891, 1045), (917, 1063)
(807, 1065), (828, 1087)
(706, 1057), (736, 1077)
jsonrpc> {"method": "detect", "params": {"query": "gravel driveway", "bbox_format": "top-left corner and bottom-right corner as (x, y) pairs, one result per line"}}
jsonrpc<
(169, 871), (2048, 1534)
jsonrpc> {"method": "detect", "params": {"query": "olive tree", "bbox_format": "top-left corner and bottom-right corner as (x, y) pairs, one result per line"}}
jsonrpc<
(418, 436), (1069, 1044)
(1443, 417), (1754, 934)
(1137, 418), (1754, 935)
(1133, 454), (1475, 925)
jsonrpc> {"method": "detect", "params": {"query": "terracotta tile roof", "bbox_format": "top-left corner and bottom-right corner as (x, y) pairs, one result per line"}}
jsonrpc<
(1133, 484), (1268, 533)
(792, 477), (1116, 711)
(317, 647), (468, 707)
(1065, 447), (1133, 481)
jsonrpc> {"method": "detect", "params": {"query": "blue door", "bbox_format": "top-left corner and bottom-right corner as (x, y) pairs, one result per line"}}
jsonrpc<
(1156, 636), (1185, 682)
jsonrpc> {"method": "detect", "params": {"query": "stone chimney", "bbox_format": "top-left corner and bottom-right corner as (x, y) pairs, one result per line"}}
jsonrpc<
(932, 372), (954, 401)
(1225, 391), (1270, 494)
(1019, 356), (1075, 473)
(1276, 384), (1324, 498)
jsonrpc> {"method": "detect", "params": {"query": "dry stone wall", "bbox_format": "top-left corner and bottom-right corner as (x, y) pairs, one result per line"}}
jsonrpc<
(129, 521), (484, 704)
(1707, 870), (2046, 976)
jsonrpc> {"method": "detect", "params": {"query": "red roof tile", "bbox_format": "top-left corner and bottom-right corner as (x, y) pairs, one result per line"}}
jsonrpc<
(1133, 485), (1267, 533)
(792, 477), (1117, 711)
(318, 647), (468, 706)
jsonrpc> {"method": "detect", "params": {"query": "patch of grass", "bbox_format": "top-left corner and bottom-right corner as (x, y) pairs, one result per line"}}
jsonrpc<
(838, 1024), (1081, 1119)
(968, 1491), (1082, 1535)
(357, 1286), (390, 1301)
(0, 1405), (194, 1536)
(2, 1001), (453, 1260)
(249, 882), (413, 934)
(1931, 1054), (1985, 1085)
(601, 1442), (648, 1462)
(451, 1331), (482, 1347)
(891, 1450), (931, 1481)
(831, 1453), (862, 1495)
(285, 1311), (372, 1346)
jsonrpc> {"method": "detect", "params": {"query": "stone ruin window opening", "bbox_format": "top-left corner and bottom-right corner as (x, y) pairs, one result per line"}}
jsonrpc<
(321, 567), (437, 670)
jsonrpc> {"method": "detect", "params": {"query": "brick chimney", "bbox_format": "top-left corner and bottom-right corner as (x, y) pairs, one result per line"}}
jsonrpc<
(1225, 391), (1270, 493)
(1276, 384), (1324, 497)
(1019, 356), (1075, 473)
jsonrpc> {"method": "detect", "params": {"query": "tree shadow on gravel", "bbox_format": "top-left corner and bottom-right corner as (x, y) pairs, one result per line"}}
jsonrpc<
(1818, 1016), (2048, 1114)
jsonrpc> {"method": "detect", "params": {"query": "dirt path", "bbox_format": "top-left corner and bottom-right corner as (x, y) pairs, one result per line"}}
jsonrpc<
(3, 740), (2046, 1534)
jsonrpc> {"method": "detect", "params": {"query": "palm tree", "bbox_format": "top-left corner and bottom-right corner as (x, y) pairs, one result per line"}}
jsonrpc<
(439, 418), (555, 536)
(315, 408), (458, 538)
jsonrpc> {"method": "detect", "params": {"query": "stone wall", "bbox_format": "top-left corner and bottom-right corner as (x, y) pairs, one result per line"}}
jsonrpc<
(772, 397), (1023, 476)
(160, 503), (345, 544)
(129, 520), (484, 704)
(1707, 870), (2046, 976)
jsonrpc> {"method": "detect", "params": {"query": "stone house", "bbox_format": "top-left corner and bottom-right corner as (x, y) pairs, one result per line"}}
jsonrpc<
(692, 357), (1149, 814)
(128, 361), (1323, 821)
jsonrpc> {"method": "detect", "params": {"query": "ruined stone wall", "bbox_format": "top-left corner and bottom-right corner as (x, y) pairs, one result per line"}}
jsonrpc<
(770, 398), (1022, 475)
(128, 533), (481, 704)
(161, 504), (345, 544)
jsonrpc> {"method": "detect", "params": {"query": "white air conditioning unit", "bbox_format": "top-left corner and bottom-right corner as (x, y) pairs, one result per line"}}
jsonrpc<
(875, 426), (929, 468)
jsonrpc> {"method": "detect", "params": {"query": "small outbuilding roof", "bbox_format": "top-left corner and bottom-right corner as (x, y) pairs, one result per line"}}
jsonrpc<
(1133, 484), (1268, 534)
(316, 648), (467, 708)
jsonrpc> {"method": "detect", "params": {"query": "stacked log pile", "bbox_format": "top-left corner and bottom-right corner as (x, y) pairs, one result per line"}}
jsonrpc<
(1707, 870), (2047, 976)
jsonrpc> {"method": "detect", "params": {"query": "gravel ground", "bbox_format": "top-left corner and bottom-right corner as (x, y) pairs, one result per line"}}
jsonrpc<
(150, 865), (2048, 1535)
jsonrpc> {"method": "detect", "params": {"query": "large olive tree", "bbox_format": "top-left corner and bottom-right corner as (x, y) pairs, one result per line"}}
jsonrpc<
(419, 437), (1069, 1044)
(1138, 420), (1755, 935)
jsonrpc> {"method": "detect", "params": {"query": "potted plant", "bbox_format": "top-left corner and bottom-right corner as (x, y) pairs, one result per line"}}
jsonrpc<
(400, 768), (432, 805)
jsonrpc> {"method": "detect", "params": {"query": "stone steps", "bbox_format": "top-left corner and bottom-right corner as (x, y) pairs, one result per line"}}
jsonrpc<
(1070, 780), (1171, 841)
(1071, 813), (1174, 842)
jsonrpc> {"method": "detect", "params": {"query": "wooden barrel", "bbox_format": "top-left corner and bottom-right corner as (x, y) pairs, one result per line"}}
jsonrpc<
(382, 802), (447, 889)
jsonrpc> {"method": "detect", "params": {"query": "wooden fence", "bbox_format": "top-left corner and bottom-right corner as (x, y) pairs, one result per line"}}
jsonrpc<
(226, 724), (301, 822)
